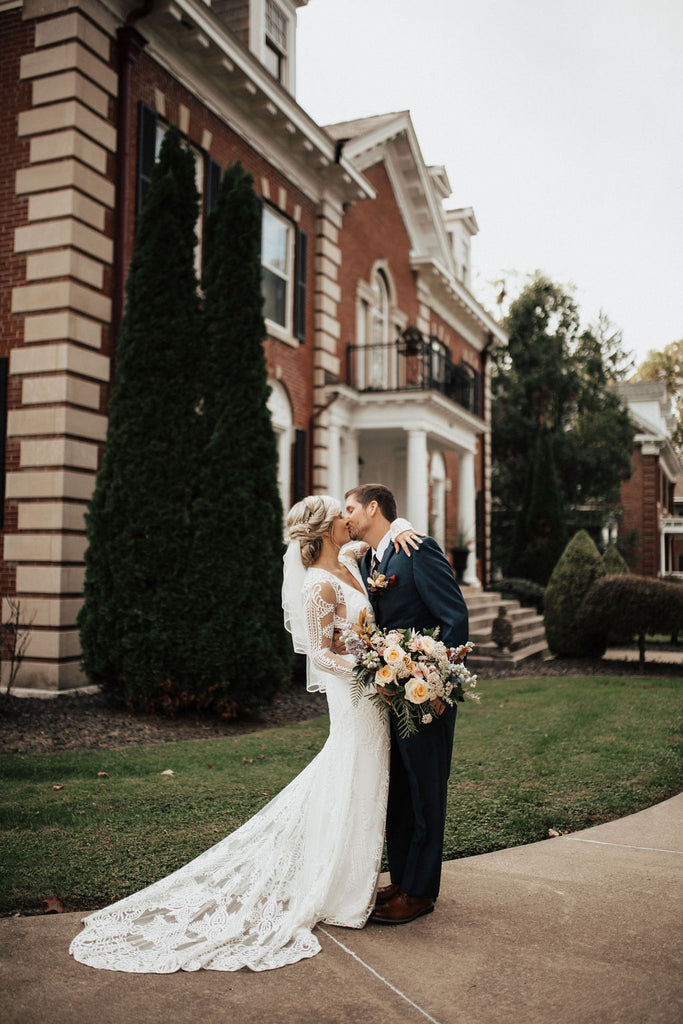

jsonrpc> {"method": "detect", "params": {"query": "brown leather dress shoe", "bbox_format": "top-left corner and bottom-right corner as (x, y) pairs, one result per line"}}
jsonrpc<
(374, 882), (401, 907)
(370, 891), (435, 925)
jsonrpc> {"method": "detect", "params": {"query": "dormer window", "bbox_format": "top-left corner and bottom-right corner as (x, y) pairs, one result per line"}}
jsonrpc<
(265, 0), (288, 82)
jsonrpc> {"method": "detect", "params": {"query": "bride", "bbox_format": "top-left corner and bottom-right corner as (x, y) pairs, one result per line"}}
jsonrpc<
(69, 495), (417, 973)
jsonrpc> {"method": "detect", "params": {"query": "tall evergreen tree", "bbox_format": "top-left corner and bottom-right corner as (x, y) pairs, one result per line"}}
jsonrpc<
(491, 273), (634, 575)
(79, 128), (202, 707)
(508, 428), (567, 585)
(190, 162), (289, 713)
(493, 274), (633, 510)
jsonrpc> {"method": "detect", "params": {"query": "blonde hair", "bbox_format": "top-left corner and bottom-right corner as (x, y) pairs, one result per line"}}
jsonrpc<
(286, 494), (342, 567)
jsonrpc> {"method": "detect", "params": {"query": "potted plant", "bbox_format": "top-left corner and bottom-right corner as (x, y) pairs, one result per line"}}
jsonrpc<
(451, 528), (471, 584)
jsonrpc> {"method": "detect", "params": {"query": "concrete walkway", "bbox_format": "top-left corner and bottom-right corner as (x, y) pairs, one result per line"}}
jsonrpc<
(2, 794), (681, 1024)
(604, 647), (683, 666)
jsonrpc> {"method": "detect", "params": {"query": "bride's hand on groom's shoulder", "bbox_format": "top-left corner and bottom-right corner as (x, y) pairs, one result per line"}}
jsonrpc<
(394, 529), (425, 557)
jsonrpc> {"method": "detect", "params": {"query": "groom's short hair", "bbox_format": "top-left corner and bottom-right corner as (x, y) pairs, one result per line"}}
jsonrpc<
(346, 483), (397, 522)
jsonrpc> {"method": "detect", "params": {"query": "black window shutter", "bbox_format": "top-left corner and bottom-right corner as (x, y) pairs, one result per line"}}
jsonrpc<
(294, 228), (307, 343)
(293, 428), (307, 502)
(136, 102), (158, 215)
(0, 358), (7, 528)
(205, 157), (222, 218)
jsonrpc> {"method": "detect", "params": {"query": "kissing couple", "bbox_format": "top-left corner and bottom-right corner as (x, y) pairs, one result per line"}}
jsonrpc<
(70, 483), (469, 973)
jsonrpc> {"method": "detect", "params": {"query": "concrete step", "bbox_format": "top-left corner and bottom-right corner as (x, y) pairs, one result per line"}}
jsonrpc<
(469, 638), (552, 668)
(469, 608), (542, 634)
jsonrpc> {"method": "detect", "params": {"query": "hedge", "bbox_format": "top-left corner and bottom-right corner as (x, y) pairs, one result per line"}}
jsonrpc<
(578, 574), (683, 667)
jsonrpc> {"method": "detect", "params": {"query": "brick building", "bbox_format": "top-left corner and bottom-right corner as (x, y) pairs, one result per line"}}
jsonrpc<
(614, 381), (682, 577)
(0, 0), (506, 691)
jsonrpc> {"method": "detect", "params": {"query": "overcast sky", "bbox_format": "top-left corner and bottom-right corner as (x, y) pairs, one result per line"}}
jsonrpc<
(296, 0), (682, 366)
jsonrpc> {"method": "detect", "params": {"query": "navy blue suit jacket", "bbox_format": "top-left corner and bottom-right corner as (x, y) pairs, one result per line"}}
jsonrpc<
(365, 536), (468, 649)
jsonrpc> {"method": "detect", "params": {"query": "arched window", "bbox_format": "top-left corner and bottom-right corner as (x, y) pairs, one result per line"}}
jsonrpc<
(267, 379), (293, 521)
(354, 264), (404, 391)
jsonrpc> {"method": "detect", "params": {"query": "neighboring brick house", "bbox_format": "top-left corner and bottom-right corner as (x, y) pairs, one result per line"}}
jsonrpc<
(614, 381), (682, 577)
(0, 0), (505, 691)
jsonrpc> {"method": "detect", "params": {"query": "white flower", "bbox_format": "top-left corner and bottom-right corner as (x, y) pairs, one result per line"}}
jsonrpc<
(421, 713), (433, 725)
(420, 635), (437, 656)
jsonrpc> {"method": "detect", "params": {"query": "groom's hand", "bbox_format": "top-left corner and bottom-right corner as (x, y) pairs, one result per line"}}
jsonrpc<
(431, 697), (446, 716)
(375, 684), (392, 706)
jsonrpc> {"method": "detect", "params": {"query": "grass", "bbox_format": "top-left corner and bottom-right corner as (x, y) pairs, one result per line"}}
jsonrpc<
(1, 674), (680, 915)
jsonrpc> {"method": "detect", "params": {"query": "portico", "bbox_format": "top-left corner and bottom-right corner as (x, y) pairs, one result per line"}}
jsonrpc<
(322, 385), (484, 586)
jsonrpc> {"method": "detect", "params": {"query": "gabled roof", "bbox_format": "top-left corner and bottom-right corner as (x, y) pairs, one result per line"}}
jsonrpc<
(326, 110), (452, 268)
(326, 110), (507, 348)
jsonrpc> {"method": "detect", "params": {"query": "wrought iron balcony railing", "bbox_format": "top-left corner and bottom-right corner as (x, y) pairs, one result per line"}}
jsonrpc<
(345, 333), (481, 416)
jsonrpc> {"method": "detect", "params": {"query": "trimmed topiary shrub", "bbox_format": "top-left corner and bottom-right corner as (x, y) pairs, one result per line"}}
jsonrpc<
(601, 543), (631, 644)
(577, 575), (683, 667)
(602, 543), (629, 574)
(544, 530), (606, 657)
(493, 578), (545, 614)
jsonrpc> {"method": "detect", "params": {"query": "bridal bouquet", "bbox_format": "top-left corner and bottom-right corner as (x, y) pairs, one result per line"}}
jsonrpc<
(341, 610), (478, 738)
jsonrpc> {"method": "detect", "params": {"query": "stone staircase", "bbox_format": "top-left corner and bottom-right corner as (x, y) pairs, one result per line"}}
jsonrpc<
(463, 589), (551, 669)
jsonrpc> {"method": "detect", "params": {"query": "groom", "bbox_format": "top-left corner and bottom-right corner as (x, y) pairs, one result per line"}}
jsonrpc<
(345, 483), (469, 924)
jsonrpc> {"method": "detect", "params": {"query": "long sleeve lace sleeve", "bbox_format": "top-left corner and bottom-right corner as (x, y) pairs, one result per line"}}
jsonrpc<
(302, 577), (354, 681)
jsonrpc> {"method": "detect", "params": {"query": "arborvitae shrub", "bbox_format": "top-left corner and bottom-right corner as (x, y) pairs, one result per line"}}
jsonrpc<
(602, 544), (629, 574)
(544, 530), (606, 656)
(78, 128), (202, 708)
(188, 161), (290, 714)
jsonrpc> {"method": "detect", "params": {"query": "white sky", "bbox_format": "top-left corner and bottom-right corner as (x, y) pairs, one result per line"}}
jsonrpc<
(296, 0), (683, 365)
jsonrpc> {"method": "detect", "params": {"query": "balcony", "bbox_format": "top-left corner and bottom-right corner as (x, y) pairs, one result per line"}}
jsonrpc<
(660, 513), (683, 534)
(345, 331), (481, 417)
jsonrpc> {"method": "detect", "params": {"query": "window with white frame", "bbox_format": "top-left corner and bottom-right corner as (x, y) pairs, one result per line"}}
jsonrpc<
(354, 266), (404, 390)
(262, 205), (294, 332)
(264, 0), (288, 82)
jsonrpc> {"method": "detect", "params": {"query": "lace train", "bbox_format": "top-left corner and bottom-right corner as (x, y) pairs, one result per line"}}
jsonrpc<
(70, 663), (389, 973)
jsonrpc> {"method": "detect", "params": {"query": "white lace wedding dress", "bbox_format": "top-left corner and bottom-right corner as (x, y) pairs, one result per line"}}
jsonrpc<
(69, 558), (389, 973)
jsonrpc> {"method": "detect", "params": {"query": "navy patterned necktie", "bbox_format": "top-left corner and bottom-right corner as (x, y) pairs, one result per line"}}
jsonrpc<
(371, 553), (379, 574)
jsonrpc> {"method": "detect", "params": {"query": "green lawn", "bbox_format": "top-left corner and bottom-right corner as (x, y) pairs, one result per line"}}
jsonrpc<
(1, 674), (680, 915)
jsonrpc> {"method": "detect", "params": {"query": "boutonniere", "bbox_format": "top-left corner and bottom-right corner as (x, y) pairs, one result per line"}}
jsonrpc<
(367, 571), (398, 595)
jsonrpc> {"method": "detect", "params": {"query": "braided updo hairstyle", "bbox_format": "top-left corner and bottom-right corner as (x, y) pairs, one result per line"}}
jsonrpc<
(286, 494), (342, 568)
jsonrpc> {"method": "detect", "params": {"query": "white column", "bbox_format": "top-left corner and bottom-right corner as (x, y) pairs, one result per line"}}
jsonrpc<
(659, 524), (666, 576)
(342, 429), (359, 495)
(406, 429), (429, 532)
(459, 449), (480, 586)
(326, 423), (341, 501)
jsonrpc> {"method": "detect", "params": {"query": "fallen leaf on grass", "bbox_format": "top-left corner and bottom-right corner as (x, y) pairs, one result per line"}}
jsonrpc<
(52, 784), (64, 791)
(159, 769), (175, 776)
(42, 896), (64, 914)
(548, 827), (573, 837)
(97, 772), (109, 778)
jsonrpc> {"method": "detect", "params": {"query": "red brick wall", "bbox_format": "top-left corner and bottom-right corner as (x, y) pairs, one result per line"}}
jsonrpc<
(124, 52), (316, 438)
(337, 161), (418, 346)
(114, 48), (317, 450)
(619, 448), (661, 576)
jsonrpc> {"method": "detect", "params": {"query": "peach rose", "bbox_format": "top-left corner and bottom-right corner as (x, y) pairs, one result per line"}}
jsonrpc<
(376, 664), (396, 685)
(383, 644), (405, 666)
(404, 677), (430, 704)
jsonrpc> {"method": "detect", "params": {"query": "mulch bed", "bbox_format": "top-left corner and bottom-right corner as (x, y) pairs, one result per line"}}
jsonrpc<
(0, 651), (679, 756)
